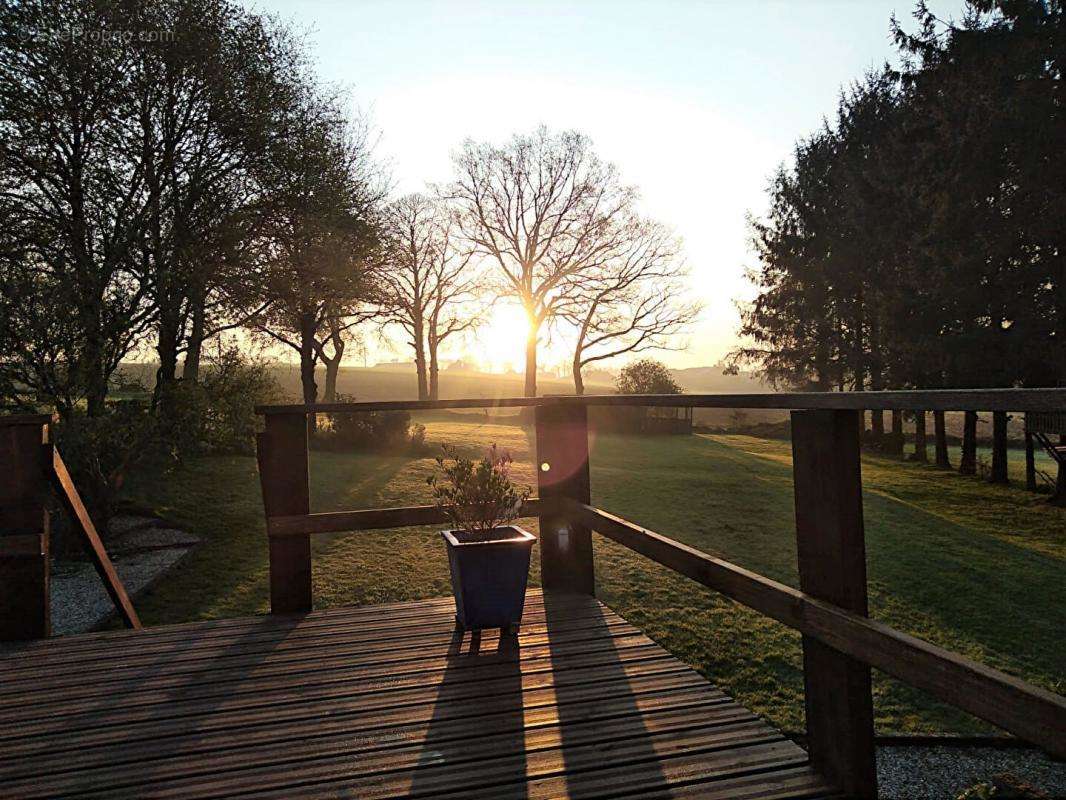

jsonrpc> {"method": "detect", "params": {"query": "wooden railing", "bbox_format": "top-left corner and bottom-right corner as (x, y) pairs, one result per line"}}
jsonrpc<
(254, 390), (1066, 800)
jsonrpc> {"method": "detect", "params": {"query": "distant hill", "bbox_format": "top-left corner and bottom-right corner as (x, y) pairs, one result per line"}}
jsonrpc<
(115, 361), (1029, 440)
(253, 363), (609, 402)
(115, 361), (774, 428)
(270, 361), (785, 428)
(670, 363), (769, 394)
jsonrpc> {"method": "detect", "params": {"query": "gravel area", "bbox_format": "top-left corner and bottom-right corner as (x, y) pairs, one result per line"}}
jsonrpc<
(877, 744), (1066, 799)
(49, 516), (199, 635)
(110, 525), (201, 553)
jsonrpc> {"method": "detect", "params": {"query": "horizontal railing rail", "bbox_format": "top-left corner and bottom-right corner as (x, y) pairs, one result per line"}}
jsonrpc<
(256, 387), (1066, 415)
(563, 499), (1066, 759)
(266, 498), (555, 538)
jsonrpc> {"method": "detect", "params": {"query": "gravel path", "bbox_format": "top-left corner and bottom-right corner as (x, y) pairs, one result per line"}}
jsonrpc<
(877, 744), (1066, 799)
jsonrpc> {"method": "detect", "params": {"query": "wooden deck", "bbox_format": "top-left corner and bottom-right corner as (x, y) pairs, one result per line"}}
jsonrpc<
(0, 590), (836, 799)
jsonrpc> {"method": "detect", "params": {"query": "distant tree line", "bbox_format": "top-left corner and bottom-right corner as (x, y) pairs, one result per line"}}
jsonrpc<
(730, 1), (1064, 495)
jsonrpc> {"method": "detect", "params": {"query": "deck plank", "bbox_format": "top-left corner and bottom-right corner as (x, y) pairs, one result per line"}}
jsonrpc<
(0, 591), (831, 799)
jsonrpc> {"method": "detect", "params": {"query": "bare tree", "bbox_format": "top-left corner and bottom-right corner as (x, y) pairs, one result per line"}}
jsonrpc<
(449, 127), (637, 396)
(563, 221), (700, 394)
(379, 194), (479, 400)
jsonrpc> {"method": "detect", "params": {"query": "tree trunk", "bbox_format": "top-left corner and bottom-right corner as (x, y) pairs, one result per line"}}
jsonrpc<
(959, 411), (977, 475)
(322, 356), (340, 403)
(572, 353), (585, 396)
(889, 410), (904, 457)
(990, 411), (1009, 485)
(524, 322), (538, 397)
(84, 354), (109, 418)
(155, 317), (180, 387)
(1024, 430), (1037, 492)
(299, 311), (318, 436)
(154, 318), (181, 418)
(181, 299), (206, 383)
(81, 323), (109, 416)
(413, 318), (428, 400)
(868, 313), (884, 445)
(414, 350), (428, 401)
(871, 410), (884, 442)
(1055, 256), (1066, 503)
(911, 411), (928, 463)
(428, 332), (440, 401)
(934, 410), (951, 469)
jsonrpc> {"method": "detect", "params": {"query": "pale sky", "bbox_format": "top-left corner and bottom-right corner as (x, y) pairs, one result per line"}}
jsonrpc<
(249, 0), (968, 371)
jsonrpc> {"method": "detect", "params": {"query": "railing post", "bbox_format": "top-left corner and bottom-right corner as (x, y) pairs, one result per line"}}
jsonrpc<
(0, 415), (53, 640)
(257, 412), (312, 614)
(790, 409), (877, 799)
(534, 403), (594, 595)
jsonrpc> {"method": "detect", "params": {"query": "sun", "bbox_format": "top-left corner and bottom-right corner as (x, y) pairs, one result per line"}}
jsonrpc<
(475, 302), (531, 373)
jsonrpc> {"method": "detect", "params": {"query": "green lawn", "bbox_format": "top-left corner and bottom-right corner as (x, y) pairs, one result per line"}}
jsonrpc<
(123, 414), (1065, 736)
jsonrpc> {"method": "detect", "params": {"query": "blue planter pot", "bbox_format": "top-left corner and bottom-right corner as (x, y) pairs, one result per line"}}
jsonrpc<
(442, 525), (535, 632)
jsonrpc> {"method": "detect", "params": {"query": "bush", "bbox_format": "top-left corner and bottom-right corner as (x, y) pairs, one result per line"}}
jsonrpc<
(198, 348), (280, 454)
(161, 346), (281, 457)
(53, 401), (155, 541)
(427, 444), (531, 533)
(616, 359), (683, 395)
(317, 394), (428, 453)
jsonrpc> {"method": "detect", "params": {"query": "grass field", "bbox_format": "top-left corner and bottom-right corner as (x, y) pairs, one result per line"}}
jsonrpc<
(123, 413), (1065, 736)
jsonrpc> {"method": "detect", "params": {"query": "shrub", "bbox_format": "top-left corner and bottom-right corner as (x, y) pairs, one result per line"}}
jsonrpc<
(427, 444), (531, 533)
(53, 401), (155, 539)
(409, 422), (427, 451)
(319, 395), (428, 453)
(975, 454), (992, 480)
(197, 347), (280, 454)
(956, 773), (1049, 799)
(616, 358), (683, 395)
(160, 346), (281, 457)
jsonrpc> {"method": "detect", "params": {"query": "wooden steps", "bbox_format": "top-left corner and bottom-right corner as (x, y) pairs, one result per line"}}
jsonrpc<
(0, 590), (833, 799)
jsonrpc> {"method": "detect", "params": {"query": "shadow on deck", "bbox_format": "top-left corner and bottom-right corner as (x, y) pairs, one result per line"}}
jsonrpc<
(0, 590), (833, 799)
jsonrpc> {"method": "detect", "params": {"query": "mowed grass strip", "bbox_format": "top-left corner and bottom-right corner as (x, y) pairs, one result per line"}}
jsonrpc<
(123, 416), (1065, 735)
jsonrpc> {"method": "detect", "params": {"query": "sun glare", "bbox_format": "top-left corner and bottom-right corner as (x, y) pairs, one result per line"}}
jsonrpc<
(475, 304), (531, 373)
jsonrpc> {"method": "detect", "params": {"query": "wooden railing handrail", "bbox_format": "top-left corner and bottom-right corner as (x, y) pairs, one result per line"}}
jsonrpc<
(255, 387), (1066, 415)
(266, 498), (555, 538)
(564, 499), (1066, 759)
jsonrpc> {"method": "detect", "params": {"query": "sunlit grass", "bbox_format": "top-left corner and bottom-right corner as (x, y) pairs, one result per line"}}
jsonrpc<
(123, 417), (1065, 735)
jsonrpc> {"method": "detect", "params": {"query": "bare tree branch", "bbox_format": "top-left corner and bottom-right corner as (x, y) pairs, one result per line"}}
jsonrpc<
(446, 126), (642, 396)
(378, 193), (483, 399)
(559, 219), (701, 394)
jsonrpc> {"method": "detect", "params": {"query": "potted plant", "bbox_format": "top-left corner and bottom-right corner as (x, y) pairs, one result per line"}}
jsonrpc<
(428, 444), (535, 633)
